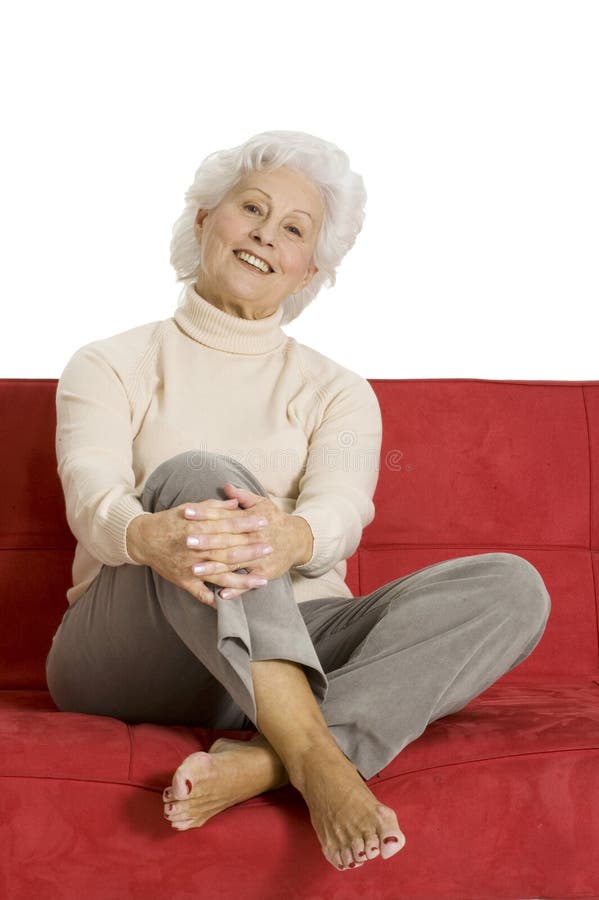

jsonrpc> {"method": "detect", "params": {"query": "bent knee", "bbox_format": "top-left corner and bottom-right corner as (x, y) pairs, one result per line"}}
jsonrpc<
(491, 552), (551, 629)
(142, 449), (267, 505)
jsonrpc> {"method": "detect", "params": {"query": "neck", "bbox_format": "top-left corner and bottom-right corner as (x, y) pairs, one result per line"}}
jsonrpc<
(193, 278), (280, 320)
(173, 281), (287, 355)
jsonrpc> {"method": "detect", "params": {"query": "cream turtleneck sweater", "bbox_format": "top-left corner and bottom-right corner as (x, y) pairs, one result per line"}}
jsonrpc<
(55, 282), (383, 607)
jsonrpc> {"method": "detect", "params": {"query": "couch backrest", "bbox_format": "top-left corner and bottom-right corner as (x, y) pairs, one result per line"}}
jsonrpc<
(1, 378), (598, 690)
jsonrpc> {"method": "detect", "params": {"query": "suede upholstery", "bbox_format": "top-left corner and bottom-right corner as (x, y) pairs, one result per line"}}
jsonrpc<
(1, 377), (598, 900)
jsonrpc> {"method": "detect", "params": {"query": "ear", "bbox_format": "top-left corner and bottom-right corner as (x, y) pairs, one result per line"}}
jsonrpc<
(293, 262), (319, 294)
(194, 208), (209, 243)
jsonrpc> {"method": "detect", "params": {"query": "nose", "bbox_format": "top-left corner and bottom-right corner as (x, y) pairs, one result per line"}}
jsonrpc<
(250, 223), (275, 247)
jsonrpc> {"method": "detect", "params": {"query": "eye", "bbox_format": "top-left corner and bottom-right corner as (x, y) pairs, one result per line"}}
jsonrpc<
(243, 203), (302, 236)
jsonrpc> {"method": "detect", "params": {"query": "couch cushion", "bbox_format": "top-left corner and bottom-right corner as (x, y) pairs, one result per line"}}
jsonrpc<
(2, 679), (598, 789)
(1, 682), (598, 900)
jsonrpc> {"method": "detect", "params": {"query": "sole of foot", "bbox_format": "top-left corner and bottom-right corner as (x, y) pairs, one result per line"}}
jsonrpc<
(162, 736), (287, 831)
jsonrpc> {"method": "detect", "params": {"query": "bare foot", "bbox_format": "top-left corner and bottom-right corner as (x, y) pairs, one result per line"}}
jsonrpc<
(287, 737), (406, 871)
(163, 732), (406, 873)
(162, 734), (288, 830)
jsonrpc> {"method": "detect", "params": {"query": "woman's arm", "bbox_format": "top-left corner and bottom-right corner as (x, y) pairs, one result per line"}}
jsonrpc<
(290, 375), (383, 578)
(55, 343), (151, 567)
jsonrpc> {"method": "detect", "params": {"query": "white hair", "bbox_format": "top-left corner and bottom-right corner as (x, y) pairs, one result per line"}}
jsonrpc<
(169, 130), (367, 325)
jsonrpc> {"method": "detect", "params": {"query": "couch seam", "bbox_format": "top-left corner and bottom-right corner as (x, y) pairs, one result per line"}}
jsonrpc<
(3, 745), (598, 795)
(581, 384), (599, 671)
(373, 744), (599, 785)
(126, 724), (134, 782)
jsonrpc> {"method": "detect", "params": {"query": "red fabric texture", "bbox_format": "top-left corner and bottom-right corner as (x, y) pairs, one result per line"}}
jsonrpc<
(1, 377), (598, 899)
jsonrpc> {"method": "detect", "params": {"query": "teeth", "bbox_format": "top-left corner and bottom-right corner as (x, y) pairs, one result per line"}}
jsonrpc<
(235, 250), (271, 273)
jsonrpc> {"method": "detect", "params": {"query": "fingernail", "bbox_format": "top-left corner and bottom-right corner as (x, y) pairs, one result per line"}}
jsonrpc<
(220, 590), (232, 599)
(251, 579), (268, 586)
(193, 564), (207, 574)
(184, 508), (197, 517)
(262, 545), (274, 555)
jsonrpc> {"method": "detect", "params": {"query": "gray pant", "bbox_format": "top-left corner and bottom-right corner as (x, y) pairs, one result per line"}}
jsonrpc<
(45, 451), (552, 780)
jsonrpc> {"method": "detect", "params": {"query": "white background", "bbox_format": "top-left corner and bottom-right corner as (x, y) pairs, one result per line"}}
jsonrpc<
(1, 0), (597, 382)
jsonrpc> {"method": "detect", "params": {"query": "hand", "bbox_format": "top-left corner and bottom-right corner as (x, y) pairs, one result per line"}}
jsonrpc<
(125, 496), (275, 608)
(191, 482), (313, 600)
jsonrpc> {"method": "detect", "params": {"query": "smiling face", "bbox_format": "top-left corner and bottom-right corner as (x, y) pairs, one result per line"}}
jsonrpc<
(192, 165), (325, 319)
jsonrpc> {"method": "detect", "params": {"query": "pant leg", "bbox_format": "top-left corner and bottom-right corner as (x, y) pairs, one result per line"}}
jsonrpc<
(298, 551), (551, 780)
(46, 450), (328, 729)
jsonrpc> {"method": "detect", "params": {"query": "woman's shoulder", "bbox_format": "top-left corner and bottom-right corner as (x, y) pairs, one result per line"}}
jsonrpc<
(288, 337), (376, 400)
(58, 318), (170, 390)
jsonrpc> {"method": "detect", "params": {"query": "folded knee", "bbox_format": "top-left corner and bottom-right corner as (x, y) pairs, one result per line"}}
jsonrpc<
(491, 552), (551, 631)
(142, 450), (267, 509)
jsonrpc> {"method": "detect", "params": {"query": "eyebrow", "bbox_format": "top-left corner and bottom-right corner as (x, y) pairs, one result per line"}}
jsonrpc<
(241, 186), (313, 221)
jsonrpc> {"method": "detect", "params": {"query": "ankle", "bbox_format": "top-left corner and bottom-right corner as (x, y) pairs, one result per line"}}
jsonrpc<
(285, 731), (348, 793)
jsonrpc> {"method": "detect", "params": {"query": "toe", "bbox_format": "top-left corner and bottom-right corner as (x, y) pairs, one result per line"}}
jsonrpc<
(171, 818), (195, 831)
(328, 849), (345, 871)
(363, 833), (381, 860)
(340, 846), (355, 869)
(165, 804), (194, 822)
(172, 768), (194, 801)
(351, 837), (367, 864)
(379, 829), (406, 859)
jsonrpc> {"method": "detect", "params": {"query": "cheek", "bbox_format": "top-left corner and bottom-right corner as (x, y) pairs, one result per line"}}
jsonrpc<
(217, 210), (245, 240)
(281, 249), (311, 277)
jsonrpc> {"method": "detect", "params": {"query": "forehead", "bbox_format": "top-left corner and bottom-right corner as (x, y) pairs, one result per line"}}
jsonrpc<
(232, 167), (324, 220)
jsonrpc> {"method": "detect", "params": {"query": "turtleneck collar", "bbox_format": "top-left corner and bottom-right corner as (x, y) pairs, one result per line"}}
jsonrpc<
(173, 282), (288, 355)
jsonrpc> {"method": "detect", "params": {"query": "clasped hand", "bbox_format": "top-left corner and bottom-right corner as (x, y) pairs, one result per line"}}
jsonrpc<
(182, 482), (298, 606)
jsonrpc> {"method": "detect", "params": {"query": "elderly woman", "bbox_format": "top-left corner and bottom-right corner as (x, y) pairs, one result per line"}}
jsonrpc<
(46, 130), (551, 874)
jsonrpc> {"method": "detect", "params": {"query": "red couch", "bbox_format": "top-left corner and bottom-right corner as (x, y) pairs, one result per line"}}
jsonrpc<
(1, 376), (598, 900)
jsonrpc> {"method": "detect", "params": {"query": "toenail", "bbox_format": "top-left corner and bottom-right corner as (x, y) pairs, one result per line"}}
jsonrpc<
(358, 851), (366, 857)
(349, 862), (356, 868)
(383, 836), (399, 844)
(185, 779), (192, 794)
(168, 804), (174, 811)
(337, 865), (344, 870)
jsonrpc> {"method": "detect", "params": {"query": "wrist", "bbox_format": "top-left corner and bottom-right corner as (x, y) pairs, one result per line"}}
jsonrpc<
(126, 513), (150, 565)
(290, 515), (314, 567)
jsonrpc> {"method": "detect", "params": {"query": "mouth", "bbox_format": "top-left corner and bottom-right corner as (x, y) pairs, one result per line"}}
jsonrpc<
(233, 249), (274, 274)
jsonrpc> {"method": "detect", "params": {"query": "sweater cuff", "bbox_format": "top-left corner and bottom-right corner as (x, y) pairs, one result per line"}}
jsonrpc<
(289, 507), (344, 578)
(105, 495), (153, 565)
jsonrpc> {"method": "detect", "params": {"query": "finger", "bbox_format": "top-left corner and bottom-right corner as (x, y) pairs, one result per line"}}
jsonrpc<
(205, 572), (268, 591)
(189, 514), (268, 535)
(182, 500), (239, 520)
(197, 586), (217, 607)
(187, 531), (270, 551)
(217, 589), (245, 600)
(191, 543), (273, 567)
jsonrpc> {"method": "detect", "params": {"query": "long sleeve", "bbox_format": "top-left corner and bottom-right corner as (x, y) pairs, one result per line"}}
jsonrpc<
(290, 375), (383, 578)
(55, 343), (152, 567)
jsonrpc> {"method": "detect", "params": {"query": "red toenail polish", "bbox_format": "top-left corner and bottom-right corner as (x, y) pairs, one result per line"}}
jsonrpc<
(349, 862), (356, 868)
(358, 851), (366, 857)
(185, 779), (192, 794)
(168, 804), (174, 811)
(383, 836), (399, 844)
(337, 865), (344, 870)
